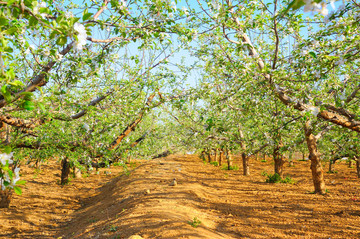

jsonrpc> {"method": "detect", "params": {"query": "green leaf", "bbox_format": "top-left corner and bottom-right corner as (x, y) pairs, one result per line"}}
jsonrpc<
(9, 80), (24, 87)
(56, 36), (68, 46)
(309, 51), (317, 59)
(14, 186), (22, 195)
(1, 85), (12, 103)
(83, 12), (93, 21)
(16, 180), (26, 185)
(38, 102), (46, 112)
(22, 100), (35, 111)
(4, 27), (18, 35)
(29, 16), (38, 27)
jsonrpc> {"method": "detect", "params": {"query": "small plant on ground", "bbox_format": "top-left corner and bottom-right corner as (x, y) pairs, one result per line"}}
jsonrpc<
(188, 217), (201, 228)
(327, 170), (338, 174)
(263, 172), (296, 184)
(210, 161), (219, 166)
(109, 225), (118, 232)
(221, 165), (239, 170)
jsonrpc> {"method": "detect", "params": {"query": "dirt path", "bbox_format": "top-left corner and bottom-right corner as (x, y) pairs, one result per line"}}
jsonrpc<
(1, 154), (360, 238)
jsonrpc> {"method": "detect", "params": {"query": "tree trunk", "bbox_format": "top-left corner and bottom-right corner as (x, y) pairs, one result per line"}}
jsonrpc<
(273, 143), (285, 178)
(263, 153), (266, 161)
(304, 121), (326, 194)
(200, 149), (206, 161)
(238, 127), (249, 175)
(214, 149), (218, 164)
(0, 189), (12, 208)
(219, 149), (223, 166)
(242, 152), (250, 176)
(288, 152), (293, 167)
(73, 167), (82, 178)
(226, 149), (232, 170)
(207, 149), (211, 163)
(355, 157), (360, 178)
(328, 159), (335, 173)
(61, 158), (71, 185)
(348, 159), (353, 168)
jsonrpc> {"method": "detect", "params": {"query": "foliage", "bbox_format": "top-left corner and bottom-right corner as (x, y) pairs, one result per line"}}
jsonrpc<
(221, 165), (239, 171)
(187, 217), (202, 228)
(263, 172), (296, 184)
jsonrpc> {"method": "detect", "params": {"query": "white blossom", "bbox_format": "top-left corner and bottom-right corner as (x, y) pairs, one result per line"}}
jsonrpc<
(171, 1), (177, 11)
(33, 2), (47, 18)
(330, 0), (336, 10)
(65, 11), (74, 18)
(336, 57), (345, 66)
(182, 6), (189, 15)
(83, 123), (90, 132)
(56, 53), (64, 61)
(0, 152), (14, 165)
(73, 22), (87, 51)
(307, 106), (320, 116)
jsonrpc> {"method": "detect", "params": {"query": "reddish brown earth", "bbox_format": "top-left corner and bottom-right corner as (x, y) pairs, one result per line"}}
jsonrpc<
(0, 154), (359, 239)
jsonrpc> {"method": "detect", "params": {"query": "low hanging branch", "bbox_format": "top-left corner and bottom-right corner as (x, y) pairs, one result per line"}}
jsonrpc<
(0, 113), (45, 128)
(108, 91), (190, 151)
(107, 93), (156, 151)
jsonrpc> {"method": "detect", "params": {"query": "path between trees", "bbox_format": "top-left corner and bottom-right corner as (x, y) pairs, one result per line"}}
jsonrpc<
(1, 154), (359, 238)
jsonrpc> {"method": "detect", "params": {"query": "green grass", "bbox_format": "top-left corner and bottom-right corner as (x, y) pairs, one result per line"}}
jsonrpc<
(210, 161), (219, 166)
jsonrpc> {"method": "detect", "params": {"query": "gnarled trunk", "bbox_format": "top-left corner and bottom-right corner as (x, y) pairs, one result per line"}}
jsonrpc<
(273, 143), (285, 178)
(304, 122), (326, 194)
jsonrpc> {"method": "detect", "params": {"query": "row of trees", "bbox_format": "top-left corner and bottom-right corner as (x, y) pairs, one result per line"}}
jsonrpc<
(0, 0), (359, 208)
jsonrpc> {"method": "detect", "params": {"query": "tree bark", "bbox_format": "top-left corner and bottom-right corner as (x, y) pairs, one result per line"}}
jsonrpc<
(226, 148), (232, 170)
(218, 149), (223, 166)
(304, 121), (326, 194)
(273, 143), (285, 178)
(61, 158), (71, 185)
(241, 152), (249, 176)
(238, 127), (249, 175)
(214, 149), (218, 164)
(207, 150), (212, 163)
(355, 157), (360, 178)
(328, 159), (335, 173)
(0, 189), (12, 208)
(288, 152), (294, 167)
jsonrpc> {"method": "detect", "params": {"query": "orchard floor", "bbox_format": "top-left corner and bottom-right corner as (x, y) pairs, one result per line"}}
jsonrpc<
(0, 155), (359, 239)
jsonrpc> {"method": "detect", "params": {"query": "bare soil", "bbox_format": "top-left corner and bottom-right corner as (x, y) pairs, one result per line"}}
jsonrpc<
(0, 154), (359, 239)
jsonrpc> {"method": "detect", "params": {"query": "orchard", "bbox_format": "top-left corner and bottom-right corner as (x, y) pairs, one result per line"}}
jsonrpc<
(0, 0), (359, 238)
